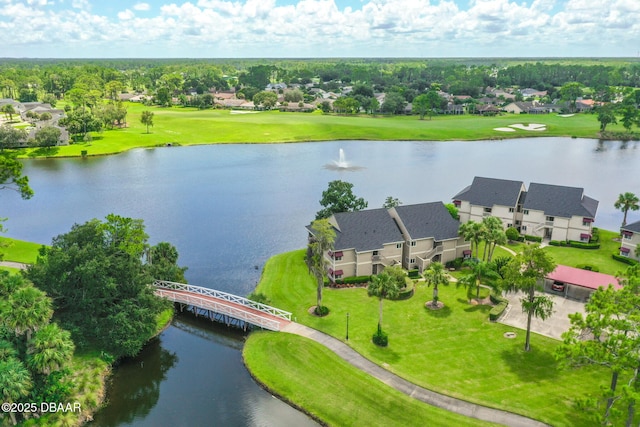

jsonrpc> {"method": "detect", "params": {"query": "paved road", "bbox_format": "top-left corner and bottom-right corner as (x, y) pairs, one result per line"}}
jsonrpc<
(281, 322), (548, 427)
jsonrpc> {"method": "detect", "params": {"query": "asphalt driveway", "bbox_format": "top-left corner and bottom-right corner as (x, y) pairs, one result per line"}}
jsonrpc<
(498, 291), (586, 340)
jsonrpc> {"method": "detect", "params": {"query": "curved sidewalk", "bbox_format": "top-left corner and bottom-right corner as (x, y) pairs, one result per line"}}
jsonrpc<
(281, 322), (548, 427)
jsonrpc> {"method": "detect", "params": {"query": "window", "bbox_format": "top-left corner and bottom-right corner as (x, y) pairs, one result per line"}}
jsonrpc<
(411, 241), (416, 247)
(623, 231), (633, 240)
(515, 220), (521, 225)
(483, 207), (492, 213)
(396, 243), (402, 249)
(523, 209), (529, 215)
(410, 258), (416, 264)
(508, 207), (514, 213)
(335, 255), (342, 261)
(546, 216), (555, 222)
(582, 220), (590, 227)
(373, 250), (379, 256)
(521, 225), (528, 231)
(507, 223), (513, 228)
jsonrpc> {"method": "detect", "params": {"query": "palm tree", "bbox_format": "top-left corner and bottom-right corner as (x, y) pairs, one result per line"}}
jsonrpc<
(459, 221), (484, 260)
(482, 216), (507, 262)
(368, 272), (400, 331)
(4, 285), (53, 341)
(0, 357), (33, 425)
(614, 192), (640, 227)
(307, 219), (336, 314)
(0, 339), (17, 361)
(27, 323), (75, 375)
(458, 259), (500, 301)
(423, 262), (449, 306)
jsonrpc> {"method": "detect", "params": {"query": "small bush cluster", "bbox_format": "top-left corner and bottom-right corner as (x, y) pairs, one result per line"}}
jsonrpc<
(576, 264), (600, 272)
(523, 235), (542, 243)
(489, 293), (509, 321)
(407, 269), (421, 279)
(372, 326), (388, 347)
(315, 305), (330, 316)
(445, 258), (465, 270)
(391, 284), (415, 301)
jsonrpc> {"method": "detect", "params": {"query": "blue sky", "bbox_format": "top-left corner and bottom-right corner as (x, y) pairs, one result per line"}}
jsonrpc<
(1, 0), (638, 58)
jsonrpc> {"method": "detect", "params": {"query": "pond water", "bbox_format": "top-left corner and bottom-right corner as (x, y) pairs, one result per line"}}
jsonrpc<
(2, 138), (638, 425)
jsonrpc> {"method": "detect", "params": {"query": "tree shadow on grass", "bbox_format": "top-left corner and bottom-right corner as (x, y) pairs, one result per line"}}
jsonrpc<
(27, 146), (59, 158)
(424, 304), (452, 318)
(500, 345), (560, 382)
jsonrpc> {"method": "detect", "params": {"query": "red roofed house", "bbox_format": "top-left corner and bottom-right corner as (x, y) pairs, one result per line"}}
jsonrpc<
(545, 265), (621, 301)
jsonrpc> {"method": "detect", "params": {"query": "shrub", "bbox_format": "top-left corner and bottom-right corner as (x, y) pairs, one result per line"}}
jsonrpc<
(372, 326), (388, 347)
(489, 293), (509, 321)
(612, 254), (639, 266)
(392, 284), (415, 300)
(505, 227), (520, 242)
(591, 227), (600, 243)
(523, 235), (542, 243)
(549, 240), (566, 247)
(445, 258), (464, 270)
(314, 305), (330, 316)
(407, 269), (421, 279)
(576, 264), (600, 272)
(247, 292), (270, 304)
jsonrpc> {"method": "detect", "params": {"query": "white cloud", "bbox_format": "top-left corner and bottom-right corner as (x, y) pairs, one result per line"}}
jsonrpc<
(0, 0), (638, 57)
(133, 2), (150, 12)
(118, 9), (134, 20)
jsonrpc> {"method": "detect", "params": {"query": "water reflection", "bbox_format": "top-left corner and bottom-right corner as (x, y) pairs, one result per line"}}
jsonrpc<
(90, 338), (178, 426)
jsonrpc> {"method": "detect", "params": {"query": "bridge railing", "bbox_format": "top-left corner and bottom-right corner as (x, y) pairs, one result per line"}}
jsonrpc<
(152, 280), (292, 321)
(154, 288), (283, 331)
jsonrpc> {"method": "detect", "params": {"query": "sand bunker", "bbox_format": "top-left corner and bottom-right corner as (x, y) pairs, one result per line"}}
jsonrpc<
(494, 127), (516, 132)
(558, 114), (575, 118)
(509, 123), (546, 131)
(230, 110), (259, 114)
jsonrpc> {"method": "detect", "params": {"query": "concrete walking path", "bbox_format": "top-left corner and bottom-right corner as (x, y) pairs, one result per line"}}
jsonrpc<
(0, 261), (29, 270)
(281, 322), (548, 427)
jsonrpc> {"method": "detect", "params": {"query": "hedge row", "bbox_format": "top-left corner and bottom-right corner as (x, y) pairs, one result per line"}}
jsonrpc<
(334, 275), (372, 285)
(548, 240), (600, 249)
(523, 235), (542, 243)
(407, 269), (421, 279)
(576, 264), (600, 272)
(612, 254), (639, 266)
(489, 293), (509, 322)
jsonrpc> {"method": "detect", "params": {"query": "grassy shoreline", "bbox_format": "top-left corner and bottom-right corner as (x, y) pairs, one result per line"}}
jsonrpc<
(13, 103), (623, 159)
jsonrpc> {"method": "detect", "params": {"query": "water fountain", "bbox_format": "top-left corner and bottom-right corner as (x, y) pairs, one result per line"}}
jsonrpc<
(334, 148), (349, 168)
(325, 148), (362, 171)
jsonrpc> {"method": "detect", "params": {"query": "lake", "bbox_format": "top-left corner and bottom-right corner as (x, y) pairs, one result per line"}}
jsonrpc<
(2, 138), (638, 425)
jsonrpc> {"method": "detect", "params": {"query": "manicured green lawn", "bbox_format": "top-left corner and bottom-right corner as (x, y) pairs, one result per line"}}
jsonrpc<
(244, 332), (498, 427)
(542, 229), (629, 275)
(0, 236), (43, 264)
(16, 103), (610, 158)
(253, 249), (608, 427)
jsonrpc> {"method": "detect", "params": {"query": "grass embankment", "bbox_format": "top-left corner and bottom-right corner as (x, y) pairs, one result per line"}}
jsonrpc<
(543, 229), (627, 275)
(244, 332), (497, 427)
(247, 249), (609, 427)
(17, 103), (613, 158)
(0, 236), (43, 272)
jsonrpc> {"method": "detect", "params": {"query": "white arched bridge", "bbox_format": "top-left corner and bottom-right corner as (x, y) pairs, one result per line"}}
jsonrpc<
(152, 280), (292, 332)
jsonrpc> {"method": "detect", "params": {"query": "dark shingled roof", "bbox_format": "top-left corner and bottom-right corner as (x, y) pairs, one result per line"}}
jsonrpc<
(331, 208), (404, 252)
(622, 220), (640, 233)
(394, 202), (460, 241)
(523, 183), (598, 218)
(453, 177), (524, 208)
